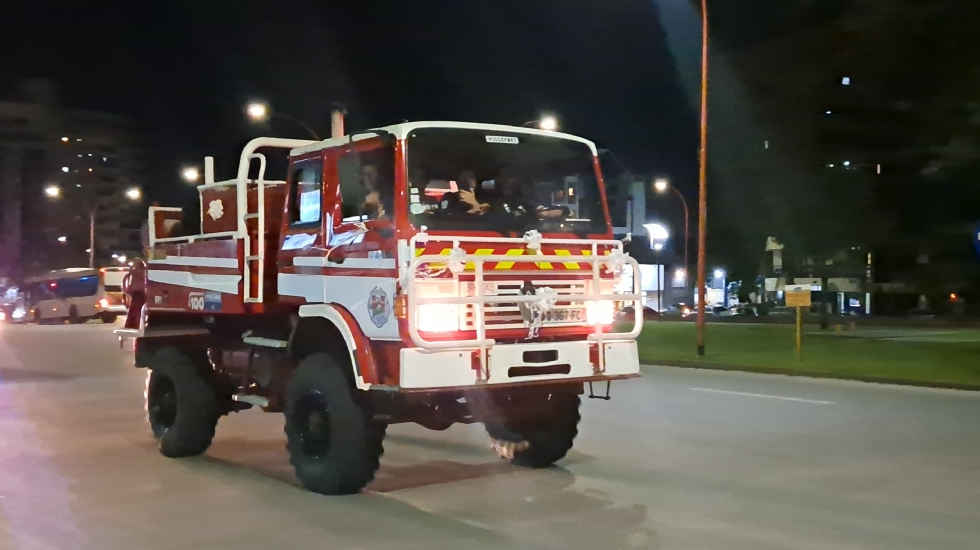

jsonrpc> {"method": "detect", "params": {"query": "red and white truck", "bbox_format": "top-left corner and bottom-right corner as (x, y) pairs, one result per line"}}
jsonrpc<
(118, 121), (642, 494)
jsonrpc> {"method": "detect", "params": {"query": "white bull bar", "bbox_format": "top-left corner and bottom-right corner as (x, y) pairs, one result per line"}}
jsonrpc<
(405, 234), (643, 375)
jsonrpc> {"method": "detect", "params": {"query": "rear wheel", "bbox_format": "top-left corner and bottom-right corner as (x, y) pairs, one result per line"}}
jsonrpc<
(146, 347), (219, 457)
(101, 312), (118, 323)
(68, 306), (82, 324)
(284, 353), (386, 494)
(483, 387), (581, 467)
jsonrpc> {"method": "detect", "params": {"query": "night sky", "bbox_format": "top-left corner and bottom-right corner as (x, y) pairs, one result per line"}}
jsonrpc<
(6, 1), (977, 287)
(2, 1), (700, 197)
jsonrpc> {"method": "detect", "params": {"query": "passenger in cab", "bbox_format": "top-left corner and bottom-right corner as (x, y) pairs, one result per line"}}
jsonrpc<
(359, 163), (392, 220)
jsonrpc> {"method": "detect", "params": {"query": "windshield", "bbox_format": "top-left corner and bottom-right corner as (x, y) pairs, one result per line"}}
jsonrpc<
(406, 128), (607, 235)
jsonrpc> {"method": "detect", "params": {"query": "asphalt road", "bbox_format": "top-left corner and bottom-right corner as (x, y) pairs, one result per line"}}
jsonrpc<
(2, 322), (979, 549)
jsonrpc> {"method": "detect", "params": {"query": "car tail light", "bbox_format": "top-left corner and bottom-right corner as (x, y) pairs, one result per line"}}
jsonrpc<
(99, 298), (110, 308)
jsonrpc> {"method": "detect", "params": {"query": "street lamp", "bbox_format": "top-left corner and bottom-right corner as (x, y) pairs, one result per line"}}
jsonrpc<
(245, 100), (321, 139)
(45, 178), (143, 268)
(182, 166), (200, 183)
(644, 222), (669, 313)
(652, 177), (690, 272)
(523, 114), (559, 131)
(714, 268), (727, 308)
(246, 101), (268, 121)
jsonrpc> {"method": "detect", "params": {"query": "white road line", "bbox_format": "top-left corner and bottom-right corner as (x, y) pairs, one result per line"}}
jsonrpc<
(689, 387), (836, 405)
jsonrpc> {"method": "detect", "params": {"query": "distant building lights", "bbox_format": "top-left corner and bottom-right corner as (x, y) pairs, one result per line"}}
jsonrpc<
(841, 76), (851, 86)
(827, 163), (835, 168)
(825, 109), (832, 115)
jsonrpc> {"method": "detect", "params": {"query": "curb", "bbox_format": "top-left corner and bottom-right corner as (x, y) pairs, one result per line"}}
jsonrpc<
(645, 361), (980, 392)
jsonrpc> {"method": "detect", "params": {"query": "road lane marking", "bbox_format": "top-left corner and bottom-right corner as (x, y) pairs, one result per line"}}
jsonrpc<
(689, 387), (836, 405)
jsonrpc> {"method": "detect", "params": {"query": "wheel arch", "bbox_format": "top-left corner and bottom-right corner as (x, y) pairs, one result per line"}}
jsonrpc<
(292, 303), (379, 391)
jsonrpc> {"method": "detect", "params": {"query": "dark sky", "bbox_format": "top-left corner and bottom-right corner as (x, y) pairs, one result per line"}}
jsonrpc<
(2, 1), (701, 199)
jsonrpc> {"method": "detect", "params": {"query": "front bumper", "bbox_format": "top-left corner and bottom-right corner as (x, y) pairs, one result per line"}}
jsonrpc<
(399, 339), (639, 389)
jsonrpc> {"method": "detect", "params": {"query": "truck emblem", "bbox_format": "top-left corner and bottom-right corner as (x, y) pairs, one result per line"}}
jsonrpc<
(207, 199), (224, 220)
(368, 286), (390, 328)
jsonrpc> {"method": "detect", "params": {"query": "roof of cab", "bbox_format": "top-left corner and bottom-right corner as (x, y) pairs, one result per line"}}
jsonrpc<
(288, 121), (599, 157)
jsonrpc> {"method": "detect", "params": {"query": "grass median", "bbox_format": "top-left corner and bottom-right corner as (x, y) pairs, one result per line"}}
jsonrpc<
(635, 321), (980, 389)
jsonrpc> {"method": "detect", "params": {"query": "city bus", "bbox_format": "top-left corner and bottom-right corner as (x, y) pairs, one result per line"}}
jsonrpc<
(24, 267), (121, 324)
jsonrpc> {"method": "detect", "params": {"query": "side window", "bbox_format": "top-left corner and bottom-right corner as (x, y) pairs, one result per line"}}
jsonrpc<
(338, 145), (394, 221)
(289, 159), (323, 225)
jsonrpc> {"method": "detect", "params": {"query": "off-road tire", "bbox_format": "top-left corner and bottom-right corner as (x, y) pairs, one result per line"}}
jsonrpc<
(484, 388), (581, 467)
(284, 353), (386, 494)
(145, 347), (219, 457)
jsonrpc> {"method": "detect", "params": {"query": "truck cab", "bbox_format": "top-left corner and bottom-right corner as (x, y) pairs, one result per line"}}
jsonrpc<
(122, 121), (642, 494)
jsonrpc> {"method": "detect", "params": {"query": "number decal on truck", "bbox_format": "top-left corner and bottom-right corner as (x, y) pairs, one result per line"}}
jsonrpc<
(188, 292), (205, 311)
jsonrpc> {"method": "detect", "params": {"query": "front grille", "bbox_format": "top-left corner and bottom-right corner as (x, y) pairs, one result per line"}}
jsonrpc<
(460, 279), (589, 331)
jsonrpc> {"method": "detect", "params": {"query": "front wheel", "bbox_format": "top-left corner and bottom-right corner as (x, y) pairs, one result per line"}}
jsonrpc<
(145, 347), (219, 457)
(483, 387), (581, 467)
(284, 353), (386, 494)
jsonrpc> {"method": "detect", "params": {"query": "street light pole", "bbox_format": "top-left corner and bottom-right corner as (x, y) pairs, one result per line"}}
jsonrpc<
(653, 178), (690, 272)
(274, 111), (321, 140)
(246, 101), (321, 140)
(89, 208), (95, 269)
(696, 0), (710, 357)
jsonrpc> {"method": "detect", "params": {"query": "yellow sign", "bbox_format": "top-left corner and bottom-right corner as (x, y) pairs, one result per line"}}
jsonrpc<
(784, 284), (811, 308)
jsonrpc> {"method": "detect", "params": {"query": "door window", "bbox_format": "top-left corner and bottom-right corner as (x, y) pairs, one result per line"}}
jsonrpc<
(289, 159), (323, 225)
(338, 145), (394, 221)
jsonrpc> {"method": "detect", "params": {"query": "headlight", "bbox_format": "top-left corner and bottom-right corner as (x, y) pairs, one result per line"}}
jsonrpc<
(11, 307), (25, 319)
(417, 303), (459, 332)
(586, 300), (614, 325)
(99, 298), (110, 308)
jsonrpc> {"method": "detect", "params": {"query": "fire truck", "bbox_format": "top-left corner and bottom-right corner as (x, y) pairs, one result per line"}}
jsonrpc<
(118, 121), (642, 494)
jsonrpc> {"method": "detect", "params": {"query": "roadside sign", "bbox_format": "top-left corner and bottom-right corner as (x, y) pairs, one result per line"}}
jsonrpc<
(785, 284), (811, 307)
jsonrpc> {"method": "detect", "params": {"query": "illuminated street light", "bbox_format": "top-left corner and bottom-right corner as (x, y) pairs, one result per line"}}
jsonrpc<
(57, 235), (67, 244)
(538, 115), (558, 131)
(643, 222), (669, 245)
(61, 166), (70, 173)
(522, 114), (559, 131)
(182, 166), (200, 182)
(44, 184), (61, 198)
(125, 187), (142, 201)
(245, 100), (321, 139)
(246, 101), (269, 121)
(714, 268), (725, 279)
(653, 177), (668, 193)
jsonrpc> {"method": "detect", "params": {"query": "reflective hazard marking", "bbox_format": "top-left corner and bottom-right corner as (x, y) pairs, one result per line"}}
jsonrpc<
(554, 249), (580, 269)
(466, 248), (494, 270)
(494, 248), (524, 269)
